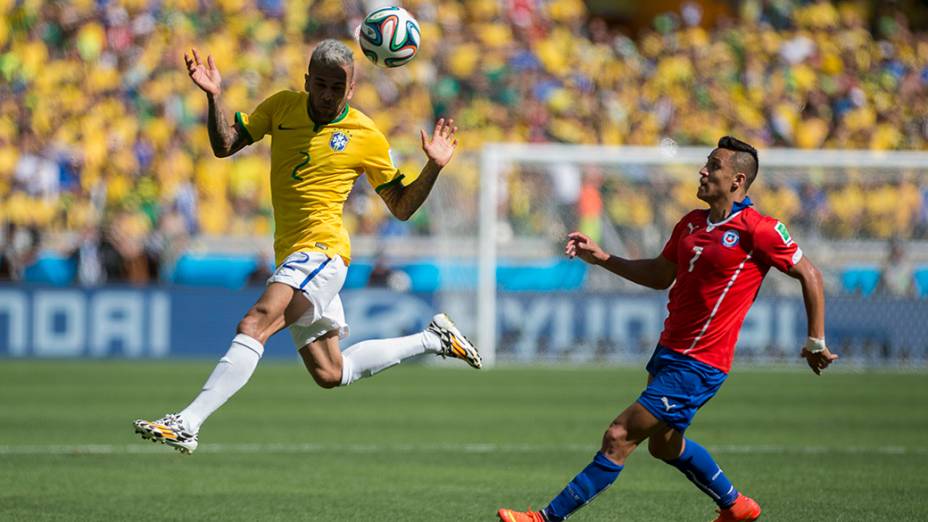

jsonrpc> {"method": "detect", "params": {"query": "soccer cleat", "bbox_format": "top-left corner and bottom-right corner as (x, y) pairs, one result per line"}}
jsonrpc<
(133, 413), (198, 454)
(497, 508), (546, 522)
(713, 493), (762, 522)
(427, 313), (482, 369)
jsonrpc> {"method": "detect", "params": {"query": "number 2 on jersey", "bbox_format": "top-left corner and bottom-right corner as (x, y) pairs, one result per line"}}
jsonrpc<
(688, 246), (704, 272)
(291, 150), (310, 181)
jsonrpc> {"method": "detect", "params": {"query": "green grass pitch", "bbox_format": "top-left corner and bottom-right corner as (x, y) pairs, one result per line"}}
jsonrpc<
(1, 360), (926, 521)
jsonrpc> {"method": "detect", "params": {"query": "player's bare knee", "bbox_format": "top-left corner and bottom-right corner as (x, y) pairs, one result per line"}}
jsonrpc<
(237, 304), (278, 341)
(236, 313), (263, 339)
(601, 421), (631, 453)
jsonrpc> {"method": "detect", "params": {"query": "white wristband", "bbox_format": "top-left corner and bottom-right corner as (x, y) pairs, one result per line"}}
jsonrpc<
(804, 336), (826, 353)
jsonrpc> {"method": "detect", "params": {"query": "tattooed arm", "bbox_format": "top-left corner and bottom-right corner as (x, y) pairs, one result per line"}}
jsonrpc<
(206, 93), (249, 158)
(378, 118), (458, 221)
(184, 48), (249, 158)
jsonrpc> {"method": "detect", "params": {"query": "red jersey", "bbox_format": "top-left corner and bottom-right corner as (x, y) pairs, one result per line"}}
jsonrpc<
(658, 204), (803, 373)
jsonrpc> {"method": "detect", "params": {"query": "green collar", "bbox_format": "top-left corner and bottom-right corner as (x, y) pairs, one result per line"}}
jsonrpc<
(309, 99), (350, 132)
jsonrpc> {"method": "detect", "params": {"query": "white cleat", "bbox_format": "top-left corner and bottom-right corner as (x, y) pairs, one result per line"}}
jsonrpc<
(133, 413), (198, 455)
(427, 313), (482, 369)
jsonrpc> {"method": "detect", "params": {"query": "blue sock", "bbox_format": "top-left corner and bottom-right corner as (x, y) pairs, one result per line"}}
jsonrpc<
(665, 438), (739, 508)
(542, 452), (623, 522)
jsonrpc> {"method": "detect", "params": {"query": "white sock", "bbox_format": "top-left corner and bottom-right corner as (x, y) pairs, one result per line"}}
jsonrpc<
(180, 334), (264, 432)
(340, 331), (441, 386)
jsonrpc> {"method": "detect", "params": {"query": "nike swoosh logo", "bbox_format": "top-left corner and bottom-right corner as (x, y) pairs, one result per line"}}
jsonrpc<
(278, 124), (311, 131)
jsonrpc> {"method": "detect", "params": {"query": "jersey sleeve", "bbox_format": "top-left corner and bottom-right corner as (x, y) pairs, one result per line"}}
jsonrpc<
(363, 129), (406, 193)
(234, 92), (283, 144)
(752, 218), (803, 272)
(660, 214), (690, 264)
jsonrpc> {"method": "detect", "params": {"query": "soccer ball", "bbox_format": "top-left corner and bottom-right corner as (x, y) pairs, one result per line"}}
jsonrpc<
(358, 6), (421, 68)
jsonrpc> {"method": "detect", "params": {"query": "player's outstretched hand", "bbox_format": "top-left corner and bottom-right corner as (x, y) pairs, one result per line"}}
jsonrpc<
(421, 118), (458, 167)
(801, 346), (838, 375)
(184, 48), (222, 95)
(565, 232), (609, 265)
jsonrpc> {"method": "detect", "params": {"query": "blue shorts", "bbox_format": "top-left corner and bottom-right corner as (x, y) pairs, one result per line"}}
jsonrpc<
(636, 345), (727, 433)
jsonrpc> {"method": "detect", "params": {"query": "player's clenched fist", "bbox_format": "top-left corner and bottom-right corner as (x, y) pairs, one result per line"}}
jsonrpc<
(565, 232), (610, 265)
(801, 345), (839, 376)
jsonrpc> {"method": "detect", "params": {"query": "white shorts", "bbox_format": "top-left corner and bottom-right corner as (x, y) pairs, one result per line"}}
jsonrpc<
(267, 251), (349, 349)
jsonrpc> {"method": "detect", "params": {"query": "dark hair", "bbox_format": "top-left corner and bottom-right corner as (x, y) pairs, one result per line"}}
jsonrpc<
(717, 135), (758, 189)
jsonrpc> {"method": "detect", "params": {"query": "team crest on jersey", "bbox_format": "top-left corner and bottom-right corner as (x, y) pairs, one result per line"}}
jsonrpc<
(329, 131), (349, 152)
(721, 229), (740, 248)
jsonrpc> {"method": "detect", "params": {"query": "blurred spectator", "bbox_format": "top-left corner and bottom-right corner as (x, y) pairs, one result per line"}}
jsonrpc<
(367, 251), (412, 292)
(101, 210), (151, 285)
(918, 183), (928, 237)
(0, 223), (40, 281)
(550, 162), (582, 231)
(792, 181), (829, 235)
(70, 225), (104, 286)
(146, 206), (193, 282)
(97, 230), (127, 284)
(13, 131), (59, 201)
(247, 251), (274, 286)
(576, 167), (603, 243)
(878, 238), (915, 297)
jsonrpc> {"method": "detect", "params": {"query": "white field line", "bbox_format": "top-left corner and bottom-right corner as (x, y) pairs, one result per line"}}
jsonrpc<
(0, 443), (925, 456)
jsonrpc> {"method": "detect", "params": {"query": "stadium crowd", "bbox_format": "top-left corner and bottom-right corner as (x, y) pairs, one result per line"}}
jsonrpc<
(1, 0), (927, 287)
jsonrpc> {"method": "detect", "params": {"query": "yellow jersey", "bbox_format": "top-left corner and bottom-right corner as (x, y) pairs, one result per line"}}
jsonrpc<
(235, 90), (408, 265)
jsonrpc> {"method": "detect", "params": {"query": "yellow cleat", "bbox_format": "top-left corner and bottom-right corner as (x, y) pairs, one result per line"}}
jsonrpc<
(133, 413), (198, 454)
(428, 313), (482, 369)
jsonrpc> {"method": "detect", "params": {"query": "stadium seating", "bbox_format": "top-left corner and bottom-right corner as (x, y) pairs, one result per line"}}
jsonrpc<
(172, 254), (260, 289)
(839, 266), (882, 297)
(22, 255), (77, 286)
(914, 267), (928, 298)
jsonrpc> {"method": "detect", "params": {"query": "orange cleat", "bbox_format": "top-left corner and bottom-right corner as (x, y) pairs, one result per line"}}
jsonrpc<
(713, 493), (762, 522)
(497, 508), (546, 522)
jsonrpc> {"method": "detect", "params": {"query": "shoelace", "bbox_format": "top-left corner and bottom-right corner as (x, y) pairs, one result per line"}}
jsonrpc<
(429, 325), (452, 358)
(156, 414), (193, 438)
(158, 414), (180, 426)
